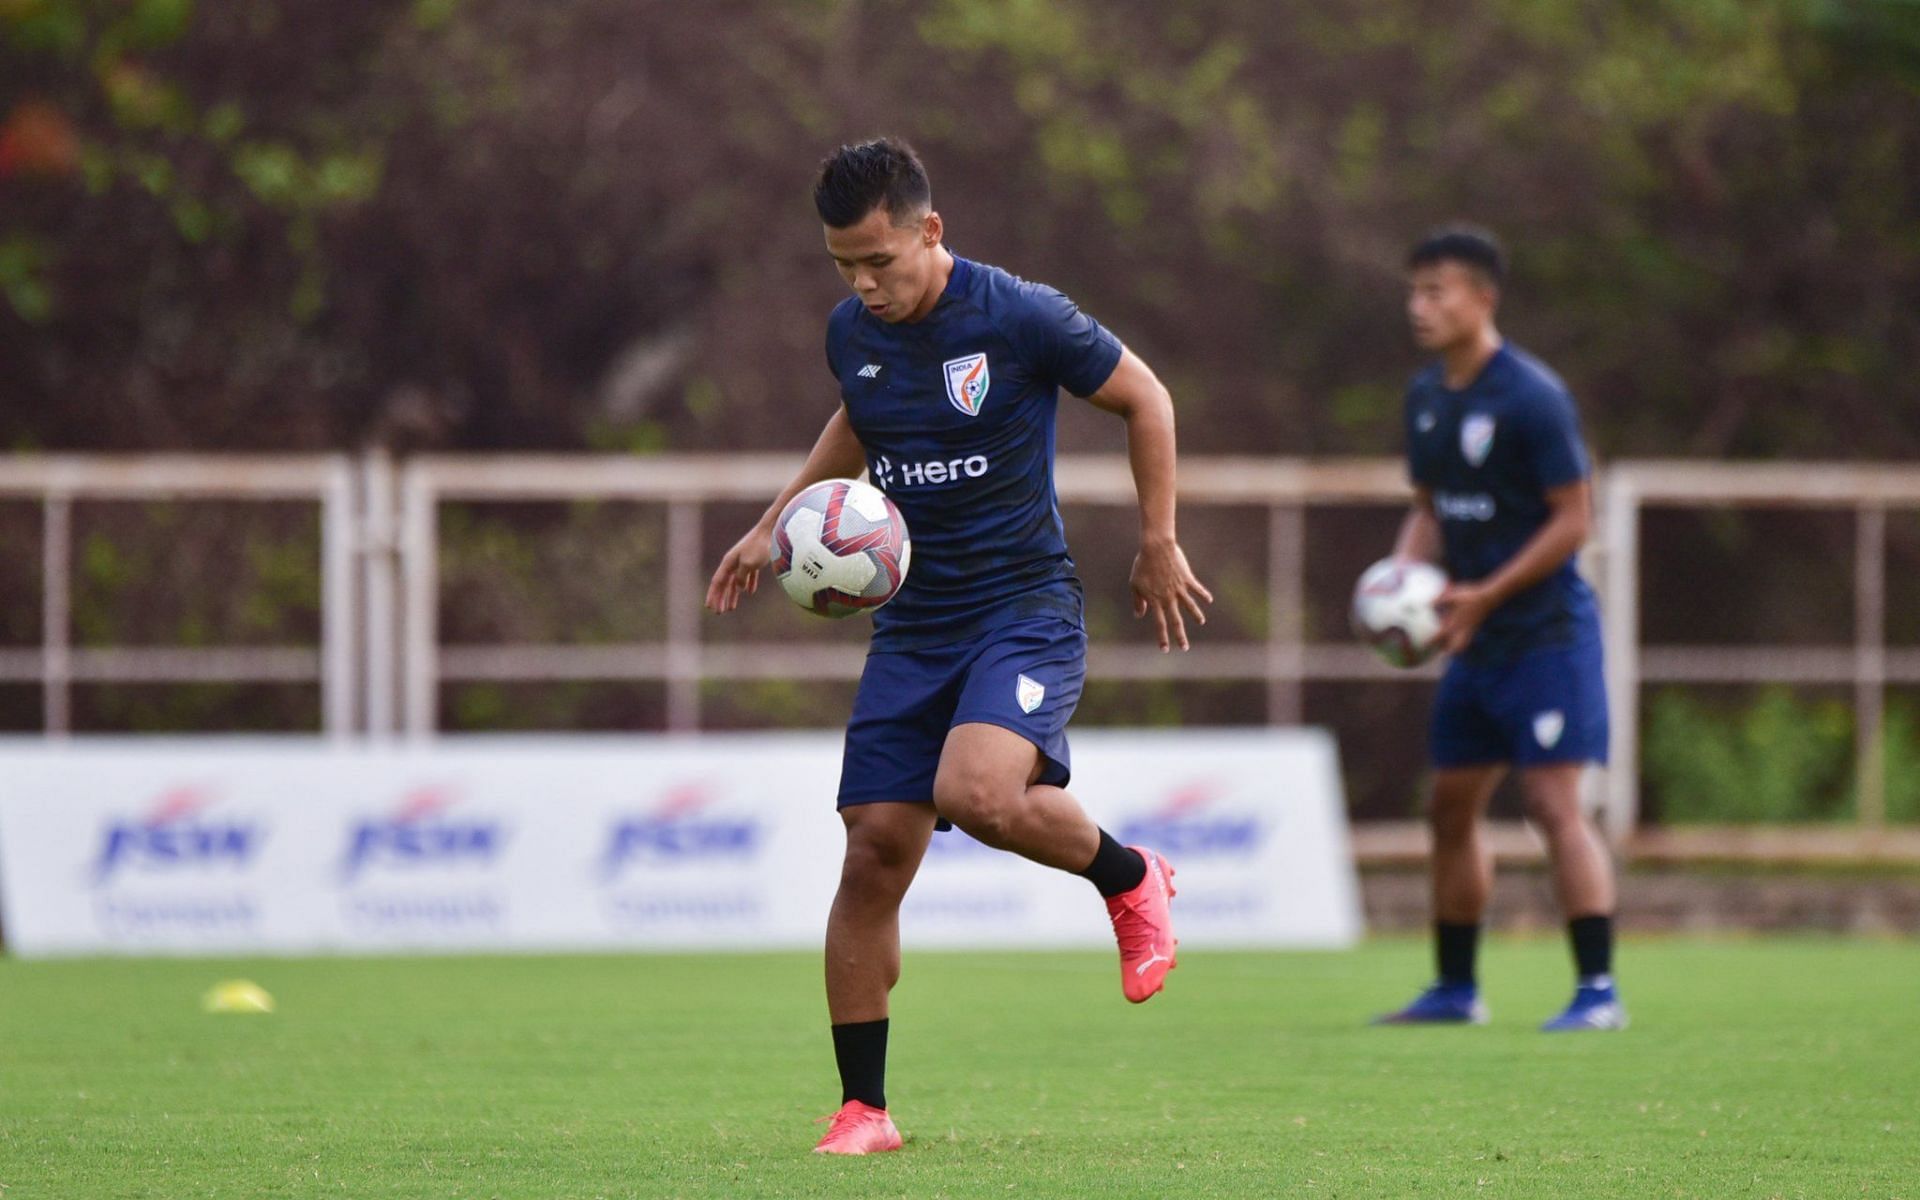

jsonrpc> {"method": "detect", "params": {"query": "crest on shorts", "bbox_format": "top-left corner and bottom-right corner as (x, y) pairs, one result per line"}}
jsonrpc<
(1461, 413), (1496, 467)
(943, 353), (991, 417)
(1016, 674), (1045, 714)
(1533, 709), (1566, 750)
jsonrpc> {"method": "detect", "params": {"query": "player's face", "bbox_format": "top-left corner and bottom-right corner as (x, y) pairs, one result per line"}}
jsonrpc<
(1407, 262), (1497, 352)
(825, 205), (943, 323)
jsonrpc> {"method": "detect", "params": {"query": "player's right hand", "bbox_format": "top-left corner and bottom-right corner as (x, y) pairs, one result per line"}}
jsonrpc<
(706, 526), (773, 614)
(1130, 537), (1213, 653)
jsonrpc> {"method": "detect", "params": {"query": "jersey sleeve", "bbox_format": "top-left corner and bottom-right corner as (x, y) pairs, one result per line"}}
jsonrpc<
(1010, 283), (1124, 397)
(1522, 388), (1591, 488)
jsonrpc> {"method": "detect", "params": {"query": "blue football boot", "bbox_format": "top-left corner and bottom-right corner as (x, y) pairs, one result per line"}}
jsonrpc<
(1540, 981), (1628, 1032)
(1372, 981), (1489, 1025)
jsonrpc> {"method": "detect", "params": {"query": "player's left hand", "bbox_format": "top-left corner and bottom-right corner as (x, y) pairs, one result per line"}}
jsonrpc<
(1131, 538), (1213, 652)
(1435, 582), (1496, 654)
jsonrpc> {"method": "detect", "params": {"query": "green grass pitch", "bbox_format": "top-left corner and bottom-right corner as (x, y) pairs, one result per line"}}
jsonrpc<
(1, 939), (1914, 1198)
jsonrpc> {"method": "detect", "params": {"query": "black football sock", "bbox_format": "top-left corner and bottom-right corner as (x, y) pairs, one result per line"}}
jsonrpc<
(831, 1018), (889, 1110)
(1568, 914), (1614, 985)
(1080, 829), (1147, 898)
(1435, 921), (1481, 988)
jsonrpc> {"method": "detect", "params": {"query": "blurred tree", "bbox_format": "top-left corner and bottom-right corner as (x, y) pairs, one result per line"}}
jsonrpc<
(1, 0), (1915, 456)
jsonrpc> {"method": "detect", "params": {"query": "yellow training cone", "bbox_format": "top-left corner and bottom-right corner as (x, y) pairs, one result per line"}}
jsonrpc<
(201, 979), (275, 1014)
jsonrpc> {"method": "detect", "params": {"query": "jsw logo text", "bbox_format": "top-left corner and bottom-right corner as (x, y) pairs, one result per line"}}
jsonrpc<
(340, 788), (505, 880)
(1116, 784), (1264, 857)
(91, 787), (263, 884)
(600, 784), (759, 879)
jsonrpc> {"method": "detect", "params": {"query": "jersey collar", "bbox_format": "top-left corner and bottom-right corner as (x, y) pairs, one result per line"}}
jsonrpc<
(1437, 342), (1509, 397)
(932, 251), (972, 313)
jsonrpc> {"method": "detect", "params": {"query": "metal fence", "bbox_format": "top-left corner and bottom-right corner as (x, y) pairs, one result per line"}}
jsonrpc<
(1597, 463), (1920, 861)
(0, 456), (358, 737)
(4, 453), (1917, 858)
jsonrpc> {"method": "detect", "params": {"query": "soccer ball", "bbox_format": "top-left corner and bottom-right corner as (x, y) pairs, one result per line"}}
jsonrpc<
(770, 478), (911, 618)
(1351, 557), (1448, 667)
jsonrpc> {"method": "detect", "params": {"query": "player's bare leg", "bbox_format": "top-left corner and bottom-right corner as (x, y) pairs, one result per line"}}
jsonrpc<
(815, 801), (935, 1154)
(934, 722), (1178, 1002)
(1431, 765), (1506, 924)
(827, 802), (937, 1023)
(1519, 764), (1613, 916)
(1376, 764), (1504, 1024)
(1522, 764), (1627, 1030)
(933, 722), (1096, 868)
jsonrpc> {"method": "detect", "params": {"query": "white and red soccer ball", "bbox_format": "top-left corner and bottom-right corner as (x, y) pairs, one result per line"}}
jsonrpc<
(770, 478), (912, 618)
(1351, 557), (1447, 667)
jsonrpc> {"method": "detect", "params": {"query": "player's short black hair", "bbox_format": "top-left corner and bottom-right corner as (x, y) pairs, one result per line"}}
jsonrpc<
(813, 138), (932, 229)
(1407, 225), (1506, 287)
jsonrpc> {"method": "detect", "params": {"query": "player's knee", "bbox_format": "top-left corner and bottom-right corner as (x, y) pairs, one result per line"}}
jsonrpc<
(935, 779), (1018, 847)
(957, 804), (1019, 849)
(1523, 794), (1586, 840)
(839, 826), (921, 897)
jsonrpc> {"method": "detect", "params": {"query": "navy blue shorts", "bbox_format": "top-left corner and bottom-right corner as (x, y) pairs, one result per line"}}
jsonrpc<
(838, 617), (1087, 819)
(1430, 636), (1609, 768)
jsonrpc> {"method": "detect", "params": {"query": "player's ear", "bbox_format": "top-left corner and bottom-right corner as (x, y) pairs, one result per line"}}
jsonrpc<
(922, 211), (942, 248)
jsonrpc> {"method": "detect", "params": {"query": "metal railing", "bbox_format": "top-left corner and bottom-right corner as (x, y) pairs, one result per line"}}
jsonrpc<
(1599, 463), (1920, 841)
(393, 454), (1427, 737)
(4, 453), (1916, 854)
(0, 456), (358, 737)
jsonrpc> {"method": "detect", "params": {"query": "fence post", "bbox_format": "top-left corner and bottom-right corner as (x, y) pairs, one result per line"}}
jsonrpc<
(665, 498), (703, 732)
(400, 462), (439, 738)
(321, 457), (359, 739)
(1266, 503), (1305, 725)
(1855, 503), (1887, 828)
(1600, 472), (1641, 845)
(361, 450), (400, 740)
(42, 490), (71, 737)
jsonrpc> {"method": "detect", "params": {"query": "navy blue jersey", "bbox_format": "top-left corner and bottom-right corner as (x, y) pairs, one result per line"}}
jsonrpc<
(1404, 343), (1600, 663)
(826, 254), (1123, 650)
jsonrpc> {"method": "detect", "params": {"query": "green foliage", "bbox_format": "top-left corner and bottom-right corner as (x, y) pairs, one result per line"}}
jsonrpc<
(436, 502), (667, 644)
(232, 142), (382, 209)
(1875, 698), (1920, 823)
(58, 505), (324, 731)
(1644, 687), (1852, 822)
(3, 0), (388, 330)
(72, 504), (323, 647)
(701, 678), (837, 727)
(0, 232), (54, 321)
(1815, 0), (1920, 91)
(109, 0), (195, 51)
(1643, 686), (1920, 824)
(2, 0), (89, 57)
(411, 0), (463, 33)
(79, 683), (319, 732)
(584, 418), (669, 454)
(442, 681), (658, 732)
(8, 0), (1920, 455)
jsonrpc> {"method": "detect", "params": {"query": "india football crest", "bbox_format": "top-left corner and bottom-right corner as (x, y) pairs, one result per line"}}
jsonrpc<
(943, 353), (991, 417)
(1533, 709), (1566, 750)
(1016, 674), (1045, 714)
(1461, 413), (1496, 467)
